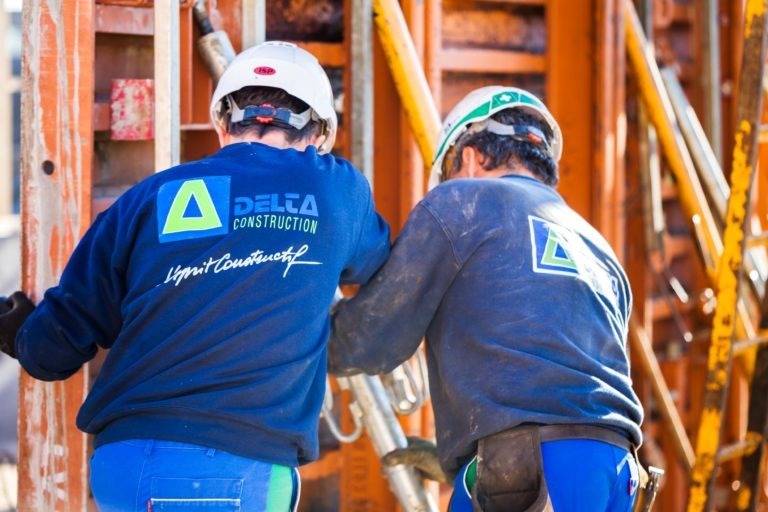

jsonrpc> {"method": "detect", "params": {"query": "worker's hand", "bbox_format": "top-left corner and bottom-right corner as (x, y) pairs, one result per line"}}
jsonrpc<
(381, 436), (448, 484)
(0, 291), (35, 359)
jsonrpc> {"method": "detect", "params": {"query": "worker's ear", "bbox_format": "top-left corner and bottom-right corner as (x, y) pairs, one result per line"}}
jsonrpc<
(460, 145), (484, 178)
(309, 132), (328, 153)
(213, 122), (231, 148)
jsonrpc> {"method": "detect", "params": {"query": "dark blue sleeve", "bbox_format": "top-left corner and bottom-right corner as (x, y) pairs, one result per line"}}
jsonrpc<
(339, 179), (391, 286)
(329, 203), (460, 375)
(16, 209), (126, 381)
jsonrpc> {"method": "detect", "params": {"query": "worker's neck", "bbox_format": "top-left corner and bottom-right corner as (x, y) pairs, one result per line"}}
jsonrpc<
(484, 165), (539, 181)
(223, 130), (315, 152)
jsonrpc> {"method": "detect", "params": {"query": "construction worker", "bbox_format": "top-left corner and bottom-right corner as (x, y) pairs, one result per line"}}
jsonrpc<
(0, 41), (390, 511)
(328, 86), (644, 511)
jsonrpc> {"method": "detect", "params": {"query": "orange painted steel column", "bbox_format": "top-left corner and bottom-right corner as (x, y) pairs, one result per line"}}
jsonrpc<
(18, 0), (94, 509)
(546, 0), (595, 225)
(594, 0), (626, 252)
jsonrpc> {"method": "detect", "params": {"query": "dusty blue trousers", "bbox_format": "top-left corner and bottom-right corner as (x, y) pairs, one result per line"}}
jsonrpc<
(448, 439), (639, 511)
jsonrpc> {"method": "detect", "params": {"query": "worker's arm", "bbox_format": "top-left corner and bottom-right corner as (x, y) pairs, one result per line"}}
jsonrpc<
(329, 200), (460, 375)
(15, 211), (125, 381)
(338, 173), (391, 286)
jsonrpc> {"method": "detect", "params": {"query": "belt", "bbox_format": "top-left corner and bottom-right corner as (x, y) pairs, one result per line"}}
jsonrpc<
(535, 424), (634, 452)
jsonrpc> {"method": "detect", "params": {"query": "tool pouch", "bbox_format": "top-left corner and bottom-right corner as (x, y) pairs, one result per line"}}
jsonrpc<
(471, 426), (553, 512)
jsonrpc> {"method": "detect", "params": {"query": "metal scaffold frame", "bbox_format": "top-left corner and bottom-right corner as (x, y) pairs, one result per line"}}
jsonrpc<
(687, 1), (768, 509)
(12, 0), (768, 509)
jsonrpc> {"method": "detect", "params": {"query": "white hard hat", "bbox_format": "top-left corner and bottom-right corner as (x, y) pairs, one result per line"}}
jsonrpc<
(210, 41), (338, 154)
(429, 86), (563, 188)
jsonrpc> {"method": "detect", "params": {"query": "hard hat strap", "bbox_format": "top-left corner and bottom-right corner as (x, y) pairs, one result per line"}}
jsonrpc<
(228, 97), (313, 130)
(466, 118), (552, 155)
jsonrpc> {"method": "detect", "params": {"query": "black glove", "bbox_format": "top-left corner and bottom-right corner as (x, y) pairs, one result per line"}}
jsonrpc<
(381, 436), (448, 484)
(0, 291), (36, 359)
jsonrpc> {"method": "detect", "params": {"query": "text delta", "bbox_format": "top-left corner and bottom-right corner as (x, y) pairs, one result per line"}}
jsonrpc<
(233, 193), (318, 217)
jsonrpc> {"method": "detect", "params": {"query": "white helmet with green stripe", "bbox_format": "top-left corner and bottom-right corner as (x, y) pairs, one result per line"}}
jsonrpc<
(429, 86), (563, 188)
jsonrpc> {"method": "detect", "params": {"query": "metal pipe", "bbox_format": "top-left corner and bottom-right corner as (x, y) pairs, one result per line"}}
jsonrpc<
(634, 0), (692, 340)
(746, 231), (768, 247)
(715, 434), (762, 463)
(154, 0), (180, 171)
(636, 0), (663, 251)
(241, 0), (266, 49)
(350, 0), (374, 184)
(699, 0), (723, 165)
(661, 68), (766, 300)
(686, 1), (768, 509)
(629, 316), (695, 471)
(192, 0), (236, 84)
(624, 0), (721, 271)
(372, 0), (441, 179)
(624, 0), (757, 342)
(660, 68), (728, 219)
(343, 374), (439, 512)
(733, 333), (768, 354)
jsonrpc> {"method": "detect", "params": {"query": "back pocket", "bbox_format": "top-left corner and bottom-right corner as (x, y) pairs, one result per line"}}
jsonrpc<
(149, 477), (243, 511)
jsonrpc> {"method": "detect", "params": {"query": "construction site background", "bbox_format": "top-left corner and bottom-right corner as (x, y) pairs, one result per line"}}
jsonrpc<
(2, 1), (768, 511)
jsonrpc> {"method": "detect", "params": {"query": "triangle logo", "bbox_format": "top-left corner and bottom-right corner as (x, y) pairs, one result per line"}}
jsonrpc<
(162, 179), (223, 234)
(540, 229), (577, 270)
(157, 177), (231, 243)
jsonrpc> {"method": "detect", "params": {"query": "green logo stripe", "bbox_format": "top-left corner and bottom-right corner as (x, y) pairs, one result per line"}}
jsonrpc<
(162, 179), (223, 234)
(541, 230), (577, 270)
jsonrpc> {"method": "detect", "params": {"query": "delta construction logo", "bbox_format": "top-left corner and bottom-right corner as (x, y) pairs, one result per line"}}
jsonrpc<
(156, 177), (231, 243)
(528, 215), (619, 310)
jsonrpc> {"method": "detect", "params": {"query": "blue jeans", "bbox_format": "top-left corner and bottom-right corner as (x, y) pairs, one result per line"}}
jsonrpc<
(448, 439), (639, 511)
(90, 439), (299, 511)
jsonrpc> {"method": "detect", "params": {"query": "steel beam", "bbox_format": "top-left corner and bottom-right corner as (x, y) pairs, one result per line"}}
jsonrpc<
(699, 0), (723, 165)
(240, 0), (265, 49)
(154, 0), (180, 171)
(350, 0), (373, 184)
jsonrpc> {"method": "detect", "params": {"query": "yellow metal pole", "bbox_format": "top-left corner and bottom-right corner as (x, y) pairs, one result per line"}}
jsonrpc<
(372, 0), (441, 178)
(686, 1), (768, 510)
(624, 0), (757, 342)
(624, 0), (721, 269)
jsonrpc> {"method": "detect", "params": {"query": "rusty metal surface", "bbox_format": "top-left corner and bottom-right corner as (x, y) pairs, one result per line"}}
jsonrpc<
(438, 48), (546, 74)
(687, 0), (768, 509)
(630, 316), (696, 471)
(95, 3), (154, 35)
(110, 79), (154, 140)
(266, 0), (344, 42)
(442, 1), (545, 53)
(18, 0), (94, 509)
(545, 0), (594, 226)
(592, 0), (626, 251)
